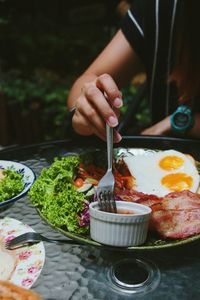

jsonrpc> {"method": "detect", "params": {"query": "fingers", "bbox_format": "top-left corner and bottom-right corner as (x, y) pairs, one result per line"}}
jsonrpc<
(80, 84), (117, 128)
(72, 73), (123, 142)
(96, 73), (123, 108)
(82, 77), (122, 127)
(113, 129), (122, 143)
(74, 95), (106, 138)
(73, 103), (121, 143)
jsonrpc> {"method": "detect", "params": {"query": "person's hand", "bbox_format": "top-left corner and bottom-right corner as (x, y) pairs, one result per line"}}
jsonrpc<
(72, 73), (123, 143)
(141, 116), (171, 136)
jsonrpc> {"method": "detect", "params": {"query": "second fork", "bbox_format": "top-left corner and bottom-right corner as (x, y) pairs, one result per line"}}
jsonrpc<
(5, 232), (83, 249)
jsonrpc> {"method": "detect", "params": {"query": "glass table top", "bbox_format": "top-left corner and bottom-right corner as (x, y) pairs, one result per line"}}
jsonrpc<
(1, 136), (200, 300)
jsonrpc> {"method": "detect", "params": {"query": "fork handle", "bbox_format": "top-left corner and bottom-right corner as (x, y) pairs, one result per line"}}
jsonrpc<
(106, 123), (113, 170)
(7, 238), (83, 250)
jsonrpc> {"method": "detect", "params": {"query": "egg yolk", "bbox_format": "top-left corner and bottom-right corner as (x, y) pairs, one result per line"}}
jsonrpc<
(159, 156), (184, 171)
(161, 173), (193, 191)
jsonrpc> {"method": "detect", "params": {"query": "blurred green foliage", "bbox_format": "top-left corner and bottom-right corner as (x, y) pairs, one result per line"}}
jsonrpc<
(0, 0), (118, 75)
(0, 0), (120, 143)
(0, 69), (70, 141)
(0, 0), (150, 144)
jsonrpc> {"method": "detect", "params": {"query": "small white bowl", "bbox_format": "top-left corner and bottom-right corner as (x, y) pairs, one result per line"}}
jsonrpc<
(89, 201), (151, 247)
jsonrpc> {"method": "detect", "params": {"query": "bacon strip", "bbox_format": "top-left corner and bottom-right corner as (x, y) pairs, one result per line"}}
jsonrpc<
(148, 191), (200, 238)
(150, 209), (200, 238)
(117, 189), (200, 239)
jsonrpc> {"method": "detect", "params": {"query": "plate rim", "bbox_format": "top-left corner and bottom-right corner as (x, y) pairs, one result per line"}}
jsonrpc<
(37, 208), (200, 251)
(0, 216), (45, 288)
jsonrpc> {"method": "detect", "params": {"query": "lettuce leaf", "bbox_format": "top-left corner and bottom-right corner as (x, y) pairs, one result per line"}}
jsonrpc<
(29, 156), (89, 234)
(0, 169), (24, 202)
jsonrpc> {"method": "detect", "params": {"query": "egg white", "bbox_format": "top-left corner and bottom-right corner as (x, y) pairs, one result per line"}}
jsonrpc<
(123, 149), (200, 197)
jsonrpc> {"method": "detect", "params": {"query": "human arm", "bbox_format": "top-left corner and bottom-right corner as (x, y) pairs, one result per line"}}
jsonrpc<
(140, 116), (171, 136)
(67, 29), (144, 143)
(141, 113), (200, 138)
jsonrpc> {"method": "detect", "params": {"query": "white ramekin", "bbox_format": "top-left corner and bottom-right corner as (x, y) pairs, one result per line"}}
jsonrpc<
(89, 201), (151, 247)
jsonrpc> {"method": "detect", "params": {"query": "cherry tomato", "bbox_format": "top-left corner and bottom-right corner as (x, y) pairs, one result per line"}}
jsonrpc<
(74, 178), (84, 188)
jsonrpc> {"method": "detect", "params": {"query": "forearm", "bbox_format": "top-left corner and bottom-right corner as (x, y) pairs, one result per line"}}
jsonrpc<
(66, 29), (144, 142)
(67, 30), (144, 110)
(141, 113), (200, 138)
(141, 116), (171, 136)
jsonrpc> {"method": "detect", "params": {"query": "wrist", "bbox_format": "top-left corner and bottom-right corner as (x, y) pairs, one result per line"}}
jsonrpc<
(141, 116), (171, 136)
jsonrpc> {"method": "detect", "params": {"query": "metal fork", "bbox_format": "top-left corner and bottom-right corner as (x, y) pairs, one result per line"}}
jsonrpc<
(96, 124), (116, 213)
(5, 232), (83, 250)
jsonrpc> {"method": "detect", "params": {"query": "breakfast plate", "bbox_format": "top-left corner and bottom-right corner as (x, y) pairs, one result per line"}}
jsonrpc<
(38, 209), (200, 251)
(0, 217), (45, 288)
(0, 160), (35, 208)
(30, 147), (200, 251)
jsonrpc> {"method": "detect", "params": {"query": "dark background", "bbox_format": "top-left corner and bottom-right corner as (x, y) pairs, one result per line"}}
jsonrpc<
(0, 0), (148, 147)
(0, 0), (123, 146)
(0, 0), (120, 75)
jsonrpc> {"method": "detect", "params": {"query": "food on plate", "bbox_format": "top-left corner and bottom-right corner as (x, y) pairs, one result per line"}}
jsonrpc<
(78, 157), (135, 192)
(0, 238), (18, 281)
(0, 169), (5, 180)
(29, 154), (134, 235)
(136, 190), (200, 239)
(0, 280), (43, 300)
(0, 167), (24, 203)
(118, 189), (200, 239)
(123, 149), (200, 197)
(29, 149), (200, 242)
(29, 156), (89, 234)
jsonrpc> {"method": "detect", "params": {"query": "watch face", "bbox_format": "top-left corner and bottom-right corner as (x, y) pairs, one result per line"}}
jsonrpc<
(173, 112), (189, 127)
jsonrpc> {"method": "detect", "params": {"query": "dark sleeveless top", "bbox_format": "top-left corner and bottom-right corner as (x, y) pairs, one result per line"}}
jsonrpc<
(121, 0), (181, 124)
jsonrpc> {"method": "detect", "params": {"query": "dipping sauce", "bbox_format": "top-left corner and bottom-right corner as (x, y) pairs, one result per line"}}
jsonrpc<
(117, 209), (135, 215)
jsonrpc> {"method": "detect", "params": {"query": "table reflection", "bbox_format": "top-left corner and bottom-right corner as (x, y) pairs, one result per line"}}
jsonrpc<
(1, 136), (200, 300)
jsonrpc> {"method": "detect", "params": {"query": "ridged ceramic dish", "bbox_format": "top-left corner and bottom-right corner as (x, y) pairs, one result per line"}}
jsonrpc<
(89, 201), (152, 247)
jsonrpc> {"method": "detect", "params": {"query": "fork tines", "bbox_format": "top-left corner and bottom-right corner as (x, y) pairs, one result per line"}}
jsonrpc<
(97, 189), (116, 213)
(5, 232), (38, 250)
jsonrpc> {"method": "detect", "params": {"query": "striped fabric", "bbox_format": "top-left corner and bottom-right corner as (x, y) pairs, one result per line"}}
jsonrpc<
(121, 0), (180, 125)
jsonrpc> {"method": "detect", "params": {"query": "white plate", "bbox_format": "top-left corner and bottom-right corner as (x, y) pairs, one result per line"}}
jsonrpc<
(0, 217), (45, 289)
(0, 160), (35, 207)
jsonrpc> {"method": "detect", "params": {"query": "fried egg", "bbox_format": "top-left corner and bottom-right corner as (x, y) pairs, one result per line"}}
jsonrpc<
(123, 149), (200, 197)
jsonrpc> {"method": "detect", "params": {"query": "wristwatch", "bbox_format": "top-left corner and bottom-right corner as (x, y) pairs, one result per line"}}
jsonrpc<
(170, 105), (194, 134)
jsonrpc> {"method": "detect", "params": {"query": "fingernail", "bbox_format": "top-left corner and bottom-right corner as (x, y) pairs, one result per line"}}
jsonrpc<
(115, 132), (122, 142)
(108, 116), (118, 127)
(113, 97), (123, 108)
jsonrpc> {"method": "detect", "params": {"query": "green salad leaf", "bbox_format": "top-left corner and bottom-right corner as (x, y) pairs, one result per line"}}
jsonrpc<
(29, 156), (89, 234)
(0, 169), (24, 202)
